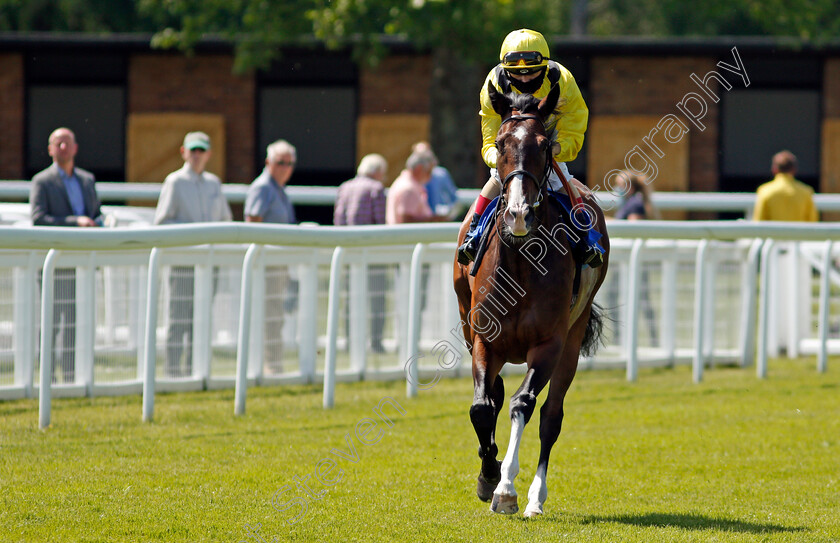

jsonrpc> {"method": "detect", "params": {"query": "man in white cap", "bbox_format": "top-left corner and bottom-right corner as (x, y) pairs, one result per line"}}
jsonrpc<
(154, 131), (232, 377)
(154, 131), (232, 225)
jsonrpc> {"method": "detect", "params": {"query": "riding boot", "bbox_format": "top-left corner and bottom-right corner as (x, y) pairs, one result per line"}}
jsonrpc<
(457, 213), (482, 265)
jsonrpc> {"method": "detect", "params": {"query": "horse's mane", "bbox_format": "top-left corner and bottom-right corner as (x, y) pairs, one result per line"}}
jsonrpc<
(507, 92), (541, 115)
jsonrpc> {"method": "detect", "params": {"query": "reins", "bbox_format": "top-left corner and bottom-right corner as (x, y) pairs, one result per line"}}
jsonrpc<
(497, 114), (550, 211)
(497, 113), (584, 212)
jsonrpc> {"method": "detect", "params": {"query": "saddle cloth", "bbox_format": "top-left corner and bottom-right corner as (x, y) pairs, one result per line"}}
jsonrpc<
(470, 191), (604, 276)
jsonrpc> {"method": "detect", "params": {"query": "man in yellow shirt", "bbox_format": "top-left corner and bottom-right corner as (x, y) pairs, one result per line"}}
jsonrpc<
(753, 150), (818, 222)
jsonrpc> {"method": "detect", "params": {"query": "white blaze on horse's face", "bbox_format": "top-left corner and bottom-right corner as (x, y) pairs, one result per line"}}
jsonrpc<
(504, 174), (531, 237)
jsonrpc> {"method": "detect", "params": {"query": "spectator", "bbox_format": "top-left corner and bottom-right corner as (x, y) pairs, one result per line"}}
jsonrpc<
(753, 150), (818, 222)
(411, 141), (459, 217)
(154, 131), (232, 377)
(386, 148), (447, 322)
(245, 140), (298, 372)
(614, 170), (660, 221)
(386, 148), (448, 225)
(613, 170), (658, 347)
(334, 153), (389, 353)
(30, 127), (103, 383)
(245, 139), (296, 224)
(334, 153), (387, 226)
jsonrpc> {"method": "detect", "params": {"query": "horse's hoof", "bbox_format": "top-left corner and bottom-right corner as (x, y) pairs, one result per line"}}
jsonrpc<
(477, 473), (499, 502)
(523, 504), (543, 518)
(490, 493), (519, 515)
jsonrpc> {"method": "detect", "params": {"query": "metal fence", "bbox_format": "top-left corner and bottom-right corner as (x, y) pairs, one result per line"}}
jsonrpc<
(0, 221), (838, 428)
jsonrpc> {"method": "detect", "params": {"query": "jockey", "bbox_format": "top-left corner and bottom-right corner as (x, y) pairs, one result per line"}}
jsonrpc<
(457, 28), (603, 268)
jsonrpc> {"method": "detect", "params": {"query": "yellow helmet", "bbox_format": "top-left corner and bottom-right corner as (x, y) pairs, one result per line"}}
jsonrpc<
(499, 29), (550, 72)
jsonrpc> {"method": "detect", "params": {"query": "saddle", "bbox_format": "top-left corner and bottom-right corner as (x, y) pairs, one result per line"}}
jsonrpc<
(469, 192), (604, 297)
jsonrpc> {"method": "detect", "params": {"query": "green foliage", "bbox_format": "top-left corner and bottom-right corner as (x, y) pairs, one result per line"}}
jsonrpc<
(135, 0), (573, 71)
(586, 0), (840, 40)
(0, 0), (159, 32)
(3, 1), (840, 71)
(2, 359), (839, 541)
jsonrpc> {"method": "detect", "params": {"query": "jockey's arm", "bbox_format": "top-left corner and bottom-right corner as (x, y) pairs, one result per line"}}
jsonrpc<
(550, 70), (588, 164)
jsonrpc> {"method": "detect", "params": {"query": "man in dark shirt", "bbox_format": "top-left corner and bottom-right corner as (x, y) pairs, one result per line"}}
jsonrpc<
(30, 127), (103, 383)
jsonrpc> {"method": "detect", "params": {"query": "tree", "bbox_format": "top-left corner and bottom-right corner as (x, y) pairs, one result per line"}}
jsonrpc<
(135, 0), (573, 186)
(0, 0), (159, 32)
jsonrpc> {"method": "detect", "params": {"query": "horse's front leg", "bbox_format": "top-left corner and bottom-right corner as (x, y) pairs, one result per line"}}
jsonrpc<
(470, 340), (505, 502)
(491, 340), (561, 515)
(523, 314), (588, 517)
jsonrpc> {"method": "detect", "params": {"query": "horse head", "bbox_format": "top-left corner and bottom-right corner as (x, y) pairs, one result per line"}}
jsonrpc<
(488, 81), (561, 240)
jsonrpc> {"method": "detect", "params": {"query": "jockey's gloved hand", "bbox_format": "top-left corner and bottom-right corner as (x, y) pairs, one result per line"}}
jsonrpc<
(551, 141), (562, 157)
(485, 147), (499, 169)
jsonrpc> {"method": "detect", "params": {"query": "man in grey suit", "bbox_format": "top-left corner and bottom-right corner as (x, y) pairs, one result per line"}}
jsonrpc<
(30, 127), (103, 383)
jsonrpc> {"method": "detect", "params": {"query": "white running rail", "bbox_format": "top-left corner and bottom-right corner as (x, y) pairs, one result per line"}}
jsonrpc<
(0, 221), (838, 428)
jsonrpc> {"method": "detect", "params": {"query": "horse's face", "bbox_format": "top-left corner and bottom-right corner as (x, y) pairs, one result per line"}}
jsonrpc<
(496, 126), (550, 238)
(488, 81), (561, 241)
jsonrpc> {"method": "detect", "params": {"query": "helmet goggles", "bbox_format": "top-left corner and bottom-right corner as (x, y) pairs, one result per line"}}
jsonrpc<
(502, 51), (546, 76)
(503, 51), (544, 66)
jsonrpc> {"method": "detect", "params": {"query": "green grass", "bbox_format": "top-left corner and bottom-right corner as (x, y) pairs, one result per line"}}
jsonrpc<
(2, 359), (839, 542)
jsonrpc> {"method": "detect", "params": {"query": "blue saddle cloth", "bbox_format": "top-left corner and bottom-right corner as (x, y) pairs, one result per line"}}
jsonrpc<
(474, 192), (604, 254)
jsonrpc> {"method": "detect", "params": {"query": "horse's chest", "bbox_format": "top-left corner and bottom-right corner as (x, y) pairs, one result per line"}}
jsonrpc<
(474, 280), (569, 350)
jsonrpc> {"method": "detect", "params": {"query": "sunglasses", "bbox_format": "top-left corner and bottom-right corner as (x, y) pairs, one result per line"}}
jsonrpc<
(503, 51), (544, 67)
(273, 161), (296, 167)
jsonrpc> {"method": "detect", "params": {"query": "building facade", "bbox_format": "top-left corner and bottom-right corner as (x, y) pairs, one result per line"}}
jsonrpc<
(1, 34), (839, 222)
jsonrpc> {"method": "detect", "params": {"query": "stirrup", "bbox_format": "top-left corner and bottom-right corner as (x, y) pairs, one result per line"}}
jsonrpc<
(458, 213), (481, 265)
(458, 236), (478, 265)
(583, 247), (603, 268)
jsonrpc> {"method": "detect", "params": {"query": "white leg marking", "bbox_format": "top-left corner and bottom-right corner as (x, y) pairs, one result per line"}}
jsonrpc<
(524, 463), (548, 517)
(494, 412), (525, 498)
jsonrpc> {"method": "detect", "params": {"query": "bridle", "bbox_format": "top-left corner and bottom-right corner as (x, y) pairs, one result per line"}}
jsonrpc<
(497, 114), (551, 211)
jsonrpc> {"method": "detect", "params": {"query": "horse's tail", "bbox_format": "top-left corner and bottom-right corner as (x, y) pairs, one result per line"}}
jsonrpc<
(581, 302), (605, 357)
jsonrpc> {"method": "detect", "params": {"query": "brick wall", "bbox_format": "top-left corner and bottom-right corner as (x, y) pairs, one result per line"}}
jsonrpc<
(825, 58), (840, 118)
(359, 55), (432, 115)
(822, 59), (840, 200)
(590, 56), (720, 193)
(0, 53), (24, 180)
(128, 54), (256, 184)
(357, 54), (433, 180)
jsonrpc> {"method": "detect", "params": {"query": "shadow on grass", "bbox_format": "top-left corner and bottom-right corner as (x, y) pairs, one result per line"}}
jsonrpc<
(582, 512), (807, 534)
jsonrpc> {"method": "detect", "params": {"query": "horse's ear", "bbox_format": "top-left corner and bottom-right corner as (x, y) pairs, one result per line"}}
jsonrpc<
(538, 84), (561, 120)
(488, 80), (510, 118)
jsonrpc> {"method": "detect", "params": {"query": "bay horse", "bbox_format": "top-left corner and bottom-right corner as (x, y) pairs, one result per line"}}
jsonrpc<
(453, 82), (610, 517)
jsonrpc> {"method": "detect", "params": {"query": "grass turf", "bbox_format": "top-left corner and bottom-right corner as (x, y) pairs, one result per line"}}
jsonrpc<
(1, 358), (839, 542)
